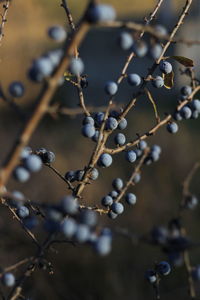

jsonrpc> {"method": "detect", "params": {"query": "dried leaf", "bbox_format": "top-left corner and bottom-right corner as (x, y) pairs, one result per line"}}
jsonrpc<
(163, 71), (174, 89)
(170, 56), (194, 67)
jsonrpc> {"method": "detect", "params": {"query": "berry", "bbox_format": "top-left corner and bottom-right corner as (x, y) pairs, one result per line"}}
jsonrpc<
(82, 124), (95, 138)
(48, 25), (67, 42)
(69, 57), (84, 76)
(23, 216), (38, 230)
(133, 41), (148, 57)
(2, 273), (15, 287)
(94, 235), (112, 256)
(118, 32), (134, 50)
(156, 261), (171, 276)
(152, 76), (164, 88)
(112, 178), (123, 191)
(151, 145), (161, 155)
(20, 147), (32, 159)
(8, 81), (25, 98)
(17, 206), (29, 218)
(167, 122), (178, 134)
(185, 195), (198, 209)
(24, 154), (42, 172)
(38, 149), (55, 164)
(94, 112), (104, 127)
(13, 167), (30, 182)
(80, 209), (98, 227)
(34, 57), (53, 77)
(173, 111), (182, 121)
(154, 24), (168, 37)
(125, 150), (137, 163)
(106, 117), (118, 130)
(180, 85), (192, 96)
(86, 4), (116, 23)
(125, 193), (136, 205)
(127, 73), (141, 86)
(109, 190), (118, 198)
(159, 60), (172, 74)
(104, 81), (118, 96)
(151, 226), (168, 245)
(74, 224), (90, 243)
(60, 218), (77, 238)
(92, 130), (103, 142)
(46, 49), (63, 67)
(107, 210), (118, 219)
(149, 44), (162, 60)
(145, 269), (157, 283)
(98, 153), (113, 167)
(138, 140), (147, 150)
(191, 99), (200, 112)
(82, 116), (95, 126)
(61, 195), (79, 215)
(118, 118), (127, 130)
(101, 195), (113, 207)
(64, 170), (76, 182)
(180, 106), (192, 119)
(114, 133), (126, 145)
(75, 170), (85, 181)
(90, 168), (99, 180)
(191, 110), (199, 119)
(111, 202), (124, 215)
(133, 173), (141, 184)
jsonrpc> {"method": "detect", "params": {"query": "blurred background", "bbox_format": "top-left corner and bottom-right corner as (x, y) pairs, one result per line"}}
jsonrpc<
(0, 0), (200, 299)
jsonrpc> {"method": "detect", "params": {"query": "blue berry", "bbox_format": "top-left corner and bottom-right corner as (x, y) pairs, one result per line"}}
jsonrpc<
(24, 154), (42, 172)
(48, 25), (67, 42)
(173, 111), (182, 121)
(75, 170), (85, 181)
(152, 76), (164, 88)
(127, 73), (141, 86)
(90, 168), (99, 180)
(13, 167), (30, 182)
(65, 170), (76, 182)
(151, 145), (161, 155)
(154, 24), (168, 37)
(133, 173), (141, 184)
(82, 116), (95, 126)
(34, 57), (53, 77)
(111, 202), (124, 215)
(151, 226), (168, 245)
(125, 193), (136, 205)
(2, 273), (15, 287)
(180, 85), (192, 96)
(94, 112), (104, 127)
(61, 195), (78, 215)
(23, 216), (38, 230)
(37, 149), (55, 164)
(101, 195), (113, 207)
(74, 224), (90, 243)
(82, 124), (96, 138)
(191, 99), (200, 112)
(69, 57), (84, 76)
(98, 153), (113, 167)
(114, 133), (126, 145)
(125, 150), (137, 163)
(86, 4), (116, 23)
(60, 218), (77, 238)
(167, 122), (178, 134)
(112, 178), (123, 191)
(150, 150), (160, 162)
(138, 140), (147, 150)
(156, 261), (171, 276)
(145, 269), (157, 283)
(8, 81), (25, 98)
(46, 49), (63, 67)
(104, 81), (118, 96)
(106, 117), (118, 130)
(92, 130), (103, 142)
(191, 110), (199, 119)
(17, 206), (29, 218)
(94, 235), (112, 256)
(185, 195), (198, 209)
(149, 44), (162, 60)
(133, 41), (148, 57)
(159, 60), (172, 74)
(134, 149), (142, 158)
(109, 190), (118, 198)
(80, 209), (98, 227)
(180, 106), (192, 119)
(118, 118), (127, 130)
(20, 147), (32, 159)
(107, 210), (118, 219)
(118, 32), (134, 50)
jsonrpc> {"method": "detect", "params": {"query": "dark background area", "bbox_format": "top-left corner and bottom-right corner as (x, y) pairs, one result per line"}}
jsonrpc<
(0, 1), (200, 299)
